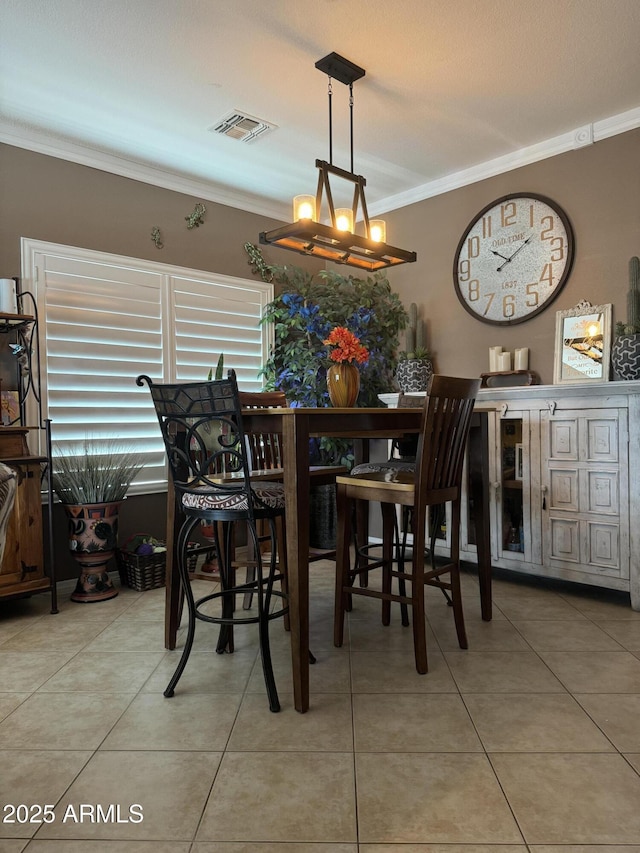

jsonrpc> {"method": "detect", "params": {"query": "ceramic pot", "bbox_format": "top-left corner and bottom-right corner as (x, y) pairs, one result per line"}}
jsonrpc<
(610, 333), (640, 380)
(326, 362), (360, 407)
(396, 358), (433, 392)
(64, 501), (122, 602)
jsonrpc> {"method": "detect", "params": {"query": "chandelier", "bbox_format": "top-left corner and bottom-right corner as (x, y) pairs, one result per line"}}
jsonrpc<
(259, 52), (417, 272)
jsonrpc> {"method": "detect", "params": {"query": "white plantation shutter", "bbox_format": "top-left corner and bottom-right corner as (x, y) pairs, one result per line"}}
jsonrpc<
(22, 240), (273, 494)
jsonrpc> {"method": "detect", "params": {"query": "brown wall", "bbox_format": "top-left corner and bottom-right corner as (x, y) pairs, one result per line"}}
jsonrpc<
(381, 128), (640, 384)
(1, 132), (639, 578)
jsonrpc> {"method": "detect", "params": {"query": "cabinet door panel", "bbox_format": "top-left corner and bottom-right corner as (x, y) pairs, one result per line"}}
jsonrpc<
(587, 470), (619, 515)
(548, 419), (579, 460)
(585, 417), (619, 462)
(549, 469), (579, 512)
(587, 521), (620, 571)
(549, 517), (580, 563)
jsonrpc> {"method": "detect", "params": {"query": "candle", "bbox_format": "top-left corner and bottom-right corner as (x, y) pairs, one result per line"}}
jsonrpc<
(514, 347), (529, 371)
(489, 346), (502, 372)
(499, 351), (512, 371)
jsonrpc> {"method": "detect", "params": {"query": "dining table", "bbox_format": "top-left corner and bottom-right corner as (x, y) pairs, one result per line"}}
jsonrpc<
(163, 404), (493, 713)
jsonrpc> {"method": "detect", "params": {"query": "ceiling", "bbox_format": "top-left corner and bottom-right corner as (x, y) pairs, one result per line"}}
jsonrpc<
(1, 0), (639, 222)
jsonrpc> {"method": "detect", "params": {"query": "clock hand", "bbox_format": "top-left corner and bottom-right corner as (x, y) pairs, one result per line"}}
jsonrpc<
(497, 236), (532, 272)
(490, 249), (510, 261)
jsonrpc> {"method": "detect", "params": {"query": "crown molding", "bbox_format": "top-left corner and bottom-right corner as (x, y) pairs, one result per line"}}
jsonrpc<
(2, 106), (638, 222)
(0, 122), (289, 222)
(368, 106), (640, 216)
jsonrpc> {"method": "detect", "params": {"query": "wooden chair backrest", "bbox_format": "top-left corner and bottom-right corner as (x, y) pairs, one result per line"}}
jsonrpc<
(416, 375), (480, 502)
(238, 389), (288, 471)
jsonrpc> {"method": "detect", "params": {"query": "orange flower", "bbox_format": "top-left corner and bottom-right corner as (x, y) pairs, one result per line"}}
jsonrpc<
(323, 327), (369, 364)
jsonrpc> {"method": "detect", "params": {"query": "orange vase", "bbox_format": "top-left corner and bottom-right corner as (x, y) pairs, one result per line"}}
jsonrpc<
(326, 362), (360, 407)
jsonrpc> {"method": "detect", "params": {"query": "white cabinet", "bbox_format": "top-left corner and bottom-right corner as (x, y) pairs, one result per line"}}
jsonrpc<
(461, 381), (639, 610)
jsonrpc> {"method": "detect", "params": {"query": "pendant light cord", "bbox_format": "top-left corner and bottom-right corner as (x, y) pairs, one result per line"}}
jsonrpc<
(327, 77), (333, 165)
(349, 82), (354, 174)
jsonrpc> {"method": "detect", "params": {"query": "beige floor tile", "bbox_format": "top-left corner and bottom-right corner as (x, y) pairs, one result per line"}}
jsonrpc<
(0, 652), (76, 692)
(37, 750), (221, 841)
(351, 649), (458, 693)
(193, 844), (356, 852)
(113, 589), (167, 622)
(575, 694), (640, 751)
(196, 751), (356, 842)
(444, 651), (566, 693)
(530, 847), (640, 853)
(0, 692), (133, 750)
(626, 753), (640, 773)
(0, 840), (28, 852)
(359, 847), (527, 853)
(0, 751), (91, 839)
(597, 620), (640, 650)
(558, 591), (639, 620)
(246, 646), (352, 694)
(0, 619), (112, 652)
(0, 615), (42, 645)
(347, 612), (437, 652)
(50, 591), (142, 622)
(141, 648), (256, 694)
(430, 614), (530, 651)
(36, 652), (164, 694)
(82, 620), (166, 653)
(539, 650), (640, 692)
(356, 752), (523, 844)
(101, 692), (242, 750)
(353, 693), (483, 752)
(228, 692), (353, 751)
(26, 843), (190, 852)
(511, 620), (624, 651)
(491, 595), (587, 621)
(464, 693), (614, 751)
(0, 693), (28, 722)
(491, 753), (640, 843)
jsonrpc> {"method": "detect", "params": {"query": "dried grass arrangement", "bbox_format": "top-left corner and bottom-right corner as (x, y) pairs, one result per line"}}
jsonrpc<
(52, 439), (143, 505)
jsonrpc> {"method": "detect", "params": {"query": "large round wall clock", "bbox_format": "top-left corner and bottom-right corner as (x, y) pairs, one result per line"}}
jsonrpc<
(453, 193), (574, 325)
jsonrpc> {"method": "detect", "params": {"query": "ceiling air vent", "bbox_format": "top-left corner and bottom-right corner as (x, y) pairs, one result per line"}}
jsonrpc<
(209, 111), (277, 143)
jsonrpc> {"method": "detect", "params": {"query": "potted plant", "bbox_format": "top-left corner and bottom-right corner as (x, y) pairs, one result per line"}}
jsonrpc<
(395, 302), (433, 392)
(52, 439), (143, 602)
(611, 256), (640, 380)
(246, 245), (408, 546)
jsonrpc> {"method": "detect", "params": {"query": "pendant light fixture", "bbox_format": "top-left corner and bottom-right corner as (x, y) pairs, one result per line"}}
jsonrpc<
(259, 52), (417, 271)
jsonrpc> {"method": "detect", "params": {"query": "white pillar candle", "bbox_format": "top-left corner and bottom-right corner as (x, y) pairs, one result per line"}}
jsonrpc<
(514, 347), (529, 371)
(489, 346), (502, 372)
(499, 351), (512, 371)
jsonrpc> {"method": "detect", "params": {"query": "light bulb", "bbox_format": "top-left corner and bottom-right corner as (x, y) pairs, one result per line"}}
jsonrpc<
(335, 208), (353, 232)
(586, 322), (600, 337)
(369, 220), (386, 242)
(293, 195), (316, 221)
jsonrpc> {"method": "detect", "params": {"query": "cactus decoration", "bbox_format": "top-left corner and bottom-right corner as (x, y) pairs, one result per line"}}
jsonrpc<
(611, 256), (640, 380)
(400, 302), (430, 360)
(616, 256), (640, 335)
(396, 302), (433, 391)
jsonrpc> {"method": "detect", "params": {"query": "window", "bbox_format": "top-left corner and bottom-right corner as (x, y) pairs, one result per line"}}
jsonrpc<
(21, 239), (273, 493)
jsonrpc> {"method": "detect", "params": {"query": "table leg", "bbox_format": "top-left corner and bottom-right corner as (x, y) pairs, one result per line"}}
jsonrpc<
(469, 411), (492, 621)
(282, 413), (311, 712)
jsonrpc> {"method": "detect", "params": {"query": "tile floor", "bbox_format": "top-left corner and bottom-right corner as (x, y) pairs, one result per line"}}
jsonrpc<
(1, 562), (640, 851)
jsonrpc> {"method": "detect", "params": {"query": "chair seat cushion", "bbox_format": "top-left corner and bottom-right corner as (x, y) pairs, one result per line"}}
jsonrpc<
(182, 482), (285, 512)
(351, 459), (416, 476)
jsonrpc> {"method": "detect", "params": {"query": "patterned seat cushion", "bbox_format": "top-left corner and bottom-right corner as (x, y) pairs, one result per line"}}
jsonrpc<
(351, 459), (416, 476)
(182, 481), (285, 512)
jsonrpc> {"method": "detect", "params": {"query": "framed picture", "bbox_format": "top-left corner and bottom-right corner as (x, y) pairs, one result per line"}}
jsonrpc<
(515, 443), (523, 480)
(553, 300), (612, 385)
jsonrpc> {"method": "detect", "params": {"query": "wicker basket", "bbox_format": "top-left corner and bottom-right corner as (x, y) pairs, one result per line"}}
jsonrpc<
(116, 538), (199, 591)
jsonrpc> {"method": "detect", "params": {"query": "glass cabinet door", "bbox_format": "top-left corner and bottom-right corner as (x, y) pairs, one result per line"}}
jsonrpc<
(493, 411), (530, 561)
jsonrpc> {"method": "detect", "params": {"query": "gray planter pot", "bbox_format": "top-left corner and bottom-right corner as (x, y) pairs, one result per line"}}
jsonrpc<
(395, 358), (433, 392)
(611, 333), (640, 380)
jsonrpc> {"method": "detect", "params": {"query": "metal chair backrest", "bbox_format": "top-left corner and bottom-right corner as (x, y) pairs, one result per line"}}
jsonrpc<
(137, 373), (261, 518)
(415, 375), (481, 503)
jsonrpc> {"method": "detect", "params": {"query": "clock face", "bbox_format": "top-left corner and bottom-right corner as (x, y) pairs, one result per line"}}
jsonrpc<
(453, 193), (574, 325)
